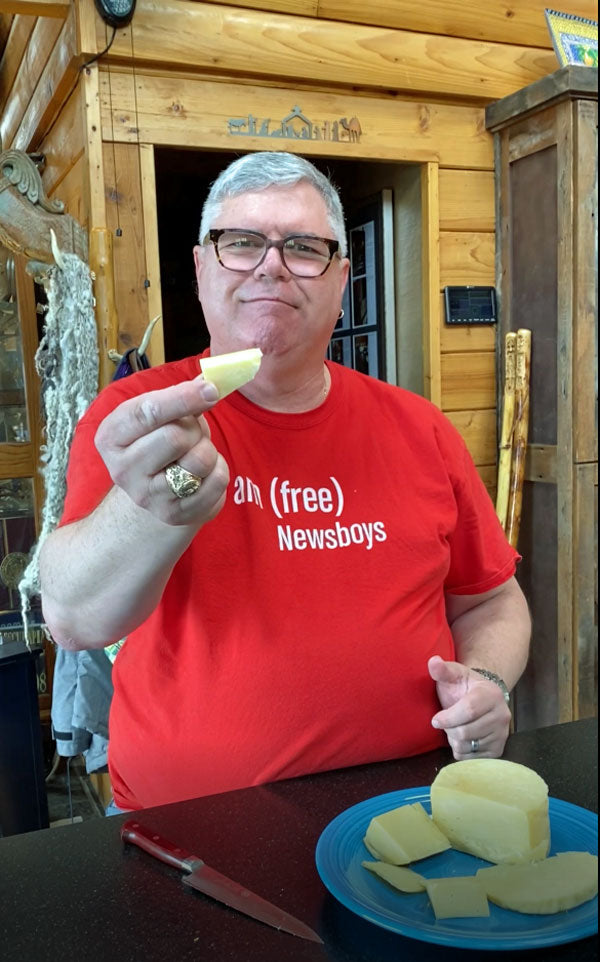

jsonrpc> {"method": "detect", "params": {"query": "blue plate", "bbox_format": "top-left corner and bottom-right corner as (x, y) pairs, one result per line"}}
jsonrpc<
(315, 788), (598, 950)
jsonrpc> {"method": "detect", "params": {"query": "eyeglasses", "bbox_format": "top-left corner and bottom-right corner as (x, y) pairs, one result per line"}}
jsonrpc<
(204, 229), (340, 277)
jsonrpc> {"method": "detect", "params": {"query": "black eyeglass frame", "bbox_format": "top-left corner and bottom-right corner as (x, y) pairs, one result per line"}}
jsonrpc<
(204, 229), (341, 277)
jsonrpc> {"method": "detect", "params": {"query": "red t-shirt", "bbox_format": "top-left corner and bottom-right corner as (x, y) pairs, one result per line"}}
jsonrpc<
(60, 357), (518, 809)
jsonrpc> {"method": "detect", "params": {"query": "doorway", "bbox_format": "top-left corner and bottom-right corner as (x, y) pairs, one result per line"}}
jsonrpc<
(154, 149), (424, 394)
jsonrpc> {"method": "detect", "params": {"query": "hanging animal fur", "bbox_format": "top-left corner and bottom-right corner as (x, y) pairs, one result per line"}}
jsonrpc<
(19, 237), (98, 639)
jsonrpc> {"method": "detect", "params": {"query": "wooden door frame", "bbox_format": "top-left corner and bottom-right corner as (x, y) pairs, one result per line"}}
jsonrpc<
(123, 141), (442, 403)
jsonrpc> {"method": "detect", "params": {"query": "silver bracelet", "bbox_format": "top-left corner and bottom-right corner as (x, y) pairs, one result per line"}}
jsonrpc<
(471, 667), (511, 705)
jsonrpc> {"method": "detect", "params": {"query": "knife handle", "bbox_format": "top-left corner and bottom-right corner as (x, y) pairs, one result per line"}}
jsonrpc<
(121, 819), (202, 873)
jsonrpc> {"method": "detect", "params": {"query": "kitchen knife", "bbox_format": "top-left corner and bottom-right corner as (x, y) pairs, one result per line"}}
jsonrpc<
(121, 819), (322, 943)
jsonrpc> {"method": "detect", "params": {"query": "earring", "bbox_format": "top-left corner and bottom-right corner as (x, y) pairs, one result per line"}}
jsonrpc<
(337, 308), (344, 320)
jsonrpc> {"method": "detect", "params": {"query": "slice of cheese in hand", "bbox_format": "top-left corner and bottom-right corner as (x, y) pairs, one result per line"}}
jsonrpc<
(364, 802), (451, 865)
(362, 861), (427, 893)
(200, 348), (263, 398)
(430, 759), (550, 864)
(476, 851), (598, 914)
(426, 876), (490, 919)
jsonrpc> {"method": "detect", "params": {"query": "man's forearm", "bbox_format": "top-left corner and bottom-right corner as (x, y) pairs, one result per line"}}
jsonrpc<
(448, 578), (531, 690)
(39, 486), (199, 650)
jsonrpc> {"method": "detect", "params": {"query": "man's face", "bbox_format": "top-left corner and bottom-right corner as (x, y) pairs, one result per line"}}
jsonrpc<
(193, 182), (349, 362)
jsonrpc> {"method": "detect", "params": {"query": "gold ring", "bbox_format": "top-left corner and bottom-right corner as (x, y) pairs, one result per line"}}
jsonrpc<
(164, 463), (202, 499)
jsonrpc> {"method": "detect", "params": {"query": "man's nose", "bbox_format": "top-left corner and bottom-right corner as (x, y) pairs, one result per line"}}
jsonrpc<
(255, 243), (291, 278)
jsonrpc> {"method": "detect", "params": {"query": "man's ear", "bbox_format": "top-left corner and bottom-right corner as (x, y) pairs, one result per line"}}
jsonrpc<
(193, 245), (203, 280)
(339, 257), (350, 295)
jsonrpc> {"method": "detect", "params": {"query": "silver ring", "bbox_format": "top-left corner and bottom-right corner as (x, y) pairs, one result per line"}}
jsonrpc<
(470, 738), (480, 753)
(164, 463), (202, 499)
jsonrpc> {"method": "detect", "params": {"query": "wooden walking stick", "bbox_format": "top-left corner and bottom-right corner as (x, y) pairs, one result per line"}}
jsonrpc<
(505, 329), (532, 549)
(496, 332), (517, 531)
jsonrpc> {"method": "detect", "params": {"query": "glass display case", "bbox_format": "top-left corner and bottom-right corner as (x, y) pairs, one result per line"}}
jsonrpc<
(0, 253), (29, 443)
(0, 248), (50, 717)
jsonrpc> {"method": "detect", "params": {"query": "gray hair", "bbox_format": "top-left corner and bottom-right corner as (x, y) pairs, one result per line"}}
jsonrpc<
(199, 152), (347, 256)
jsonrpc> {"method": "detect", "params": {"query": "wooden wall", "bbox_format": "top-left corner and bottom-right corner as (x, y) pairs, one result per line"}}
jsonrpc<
(1, 0), (595, 488)
(438, 170), (497, 494)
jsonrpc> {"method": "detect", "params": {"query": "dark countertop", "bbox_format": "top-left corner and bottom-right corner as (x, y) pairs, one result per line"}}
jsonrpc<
(0, 717), (597, 961)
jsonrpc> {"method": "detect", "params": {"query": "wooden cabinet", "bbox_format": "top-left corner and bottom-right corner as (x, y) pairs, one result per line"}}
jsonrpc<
(0, 640), (49, 835)
(486, 66), (598, 731)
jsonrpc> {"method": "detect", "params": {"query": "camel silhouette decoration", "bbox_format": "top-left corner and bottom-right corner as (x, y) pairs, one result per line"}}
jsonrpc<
(340, 117), (362, 142)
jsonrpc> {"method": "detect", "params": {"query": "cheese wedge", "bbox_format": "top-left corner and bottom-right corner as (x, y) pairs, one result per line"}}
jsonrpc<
(362, 861), (427, 893)
(200, 348), (263, 398)
(430, 759), (550, 864)
(476, 852), (598, 913)
(364, 801), (451, 865)
(363, 836), (387, 861)
(426, 876), (490, 919)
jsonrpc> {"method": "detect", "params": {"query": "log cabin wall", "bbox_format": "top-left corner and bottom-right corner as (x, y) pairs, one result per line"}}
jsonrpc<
(0, 0), (595, 485)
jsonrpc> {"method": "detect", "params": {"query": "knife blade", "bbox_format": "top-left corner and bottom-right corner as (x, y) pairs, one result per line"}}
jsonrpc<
(121, 820), (322, 943)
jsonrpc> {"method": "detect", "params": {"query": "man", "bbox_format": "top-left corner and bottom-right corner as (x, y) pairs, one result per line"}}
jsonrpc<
(39, 152), (530, 811)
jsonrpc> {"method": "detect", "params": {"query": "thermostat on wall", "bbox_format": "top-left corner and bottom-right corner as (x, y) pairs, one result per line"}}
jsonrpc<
(444, 286), (497, 325)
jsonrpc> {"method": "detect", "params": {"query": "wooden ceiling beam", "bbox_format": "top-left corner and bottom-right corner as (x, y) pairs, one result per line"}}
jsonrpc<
(200, 0), (599, 50)
(0, 1), (70, 17)
(99, 0), (559, 103)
